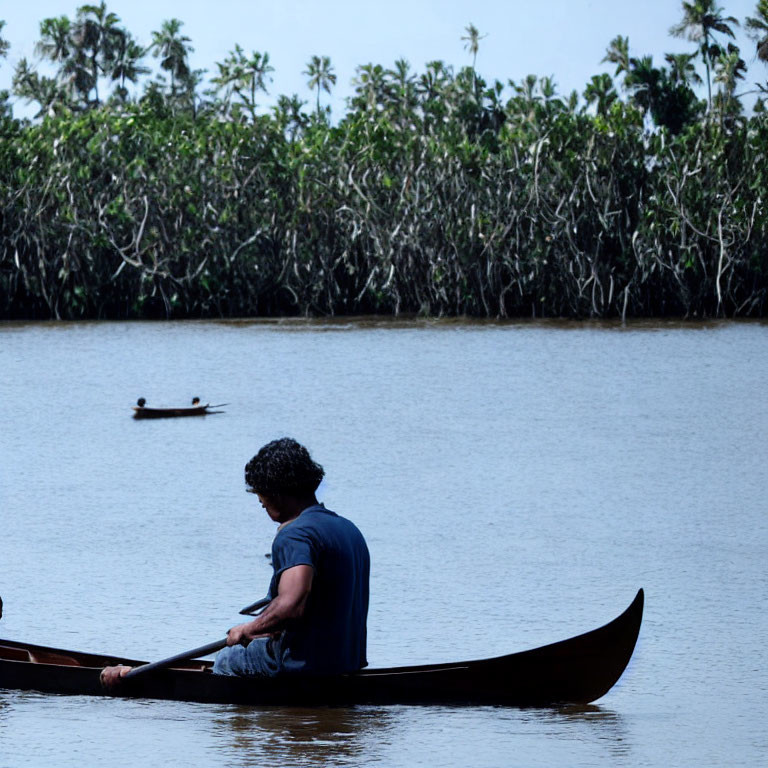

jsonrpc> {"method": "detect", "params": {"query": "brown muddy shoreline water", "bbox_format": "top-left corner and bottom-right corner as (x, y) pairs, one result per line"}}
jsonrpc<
(1, 318), (766, 767)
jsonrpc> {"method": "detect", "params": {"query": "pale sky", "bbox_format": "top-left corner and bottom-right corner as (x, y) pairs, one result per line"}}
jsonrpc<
(0, 0), (763, 117)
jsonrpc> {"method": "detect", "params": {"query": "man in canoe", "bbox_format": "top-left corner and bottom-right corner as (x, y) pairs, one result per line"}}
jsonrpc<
(101, 437), (369, 687)
(214, 437), (370, 677)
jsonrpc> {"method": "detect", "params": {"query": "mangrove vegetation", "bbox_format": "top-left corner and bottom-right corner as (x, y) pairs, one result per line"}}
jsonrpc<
(1, 1), (768, 320)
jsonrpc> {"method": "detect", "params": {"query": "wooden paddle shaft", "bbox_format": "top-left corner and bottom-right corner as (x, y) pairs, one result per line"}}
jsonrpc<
(239, 596), (272, 616)
(123, 638), (227, 679)
(120, 597), (271, 679)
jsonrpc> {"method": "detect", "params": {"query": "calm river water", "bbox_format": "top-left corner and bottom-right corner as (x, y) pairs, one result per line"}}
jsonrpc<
(0, 318), (766, 767)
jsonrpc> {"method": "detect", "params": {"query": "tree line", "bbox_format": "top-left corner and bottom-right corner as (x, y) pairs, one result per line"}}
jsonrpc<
(0, 1), (767, 320)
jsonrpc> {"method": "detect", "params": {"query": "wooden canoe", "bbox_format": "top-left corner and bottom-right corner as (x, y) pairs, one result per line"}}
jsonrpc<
(0, 589), (642, 707)
(132, 405), (218, 419)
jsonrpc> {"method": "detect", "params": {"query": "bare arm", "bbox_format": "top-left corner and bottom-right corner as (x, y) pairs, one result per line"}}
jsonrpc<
(226, 565), (314, 646)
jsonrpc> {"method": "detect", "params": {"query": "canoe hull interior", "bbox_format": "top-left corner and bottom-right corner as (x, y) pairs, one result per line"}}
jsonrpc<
(0, 589), (643, 707)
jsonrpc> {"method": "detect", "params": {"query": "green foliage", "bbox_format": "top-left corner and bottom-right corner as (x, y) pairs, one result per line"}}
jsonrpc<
(746, 0), (768, 62)
(0, 21), (11, 117)
(1, 6), (767, 320)
(0, 19), (9, 60)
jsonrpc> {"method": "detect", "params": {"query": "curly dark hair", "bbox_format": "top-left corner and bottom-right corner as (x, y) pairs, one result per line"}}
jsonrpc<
(244, 438), (325, 496)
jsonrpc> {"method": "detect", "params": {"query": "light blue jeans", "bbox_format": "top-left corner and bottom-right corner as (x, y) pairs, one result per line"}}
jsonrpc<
(212, 636), (282, 677)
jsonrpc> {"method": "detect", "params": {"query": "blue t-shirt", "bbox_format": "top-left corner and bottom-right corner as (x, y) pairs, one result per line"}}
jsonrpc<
(268, 504), (370, 675)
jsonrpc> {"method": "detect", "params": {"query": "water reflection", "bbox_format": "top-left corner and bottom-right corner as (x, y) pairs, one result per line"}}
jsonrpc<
(518, 704), (632, 762)
(212, 705), (393, 767)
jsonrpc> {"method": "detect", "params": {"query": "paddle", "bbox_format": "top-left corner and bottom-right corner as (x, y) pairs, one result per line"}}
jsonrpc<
(119, 597), (272, 680)
(239, 596), (272, 616)
(122, 638), (228, 679)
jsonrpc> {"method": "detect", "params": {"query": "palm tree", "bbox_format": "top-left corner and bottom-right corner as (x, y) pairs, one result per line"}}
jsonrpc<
(624, 55), (663, 116)
(462, 22), (486, 93)
(71, 2), (125, 105)
(538, 76), (559, 102)
(510, 74), (539, 104)
(210, 56), (237, 111)
(461, 23), (485, 72)
(418, 60), (452, 101)
(386, 58), (417, 121)
(150, 18), (194, 98)
(273, 94), (308, 141)
(665, 52), (703, 86)
(35, 16), (72, 63)
(60, 49), (94, 104)
(388, 58), (414, 93)
(584, 73), (618, 115)
(243, 50), (273, 111)
(0, 20), (9, 81)
(0, 22), (9, 116)
(669, 0), (739, 108)
(745, 0), (768, 63)
(602, 35), (631, 80)
(12, 58), (68, 117)
(12, 57), (36, 99)
(416, 60), (452, 130)
(213, 45), (274, 119)
(713, 42), (747, 118)
(34, 15), (90, 107)
(110, 33), (149, 103)
(304, 55), (336, 116)
(351, 63), (389, 113)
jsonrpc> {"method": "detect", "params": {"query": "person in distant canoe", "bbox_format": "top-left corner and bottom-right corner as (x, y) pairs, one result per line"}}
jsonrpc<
(136, 398), (146, 408)
(191, 397), (201, 406)
(100, 438), (369, 688)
